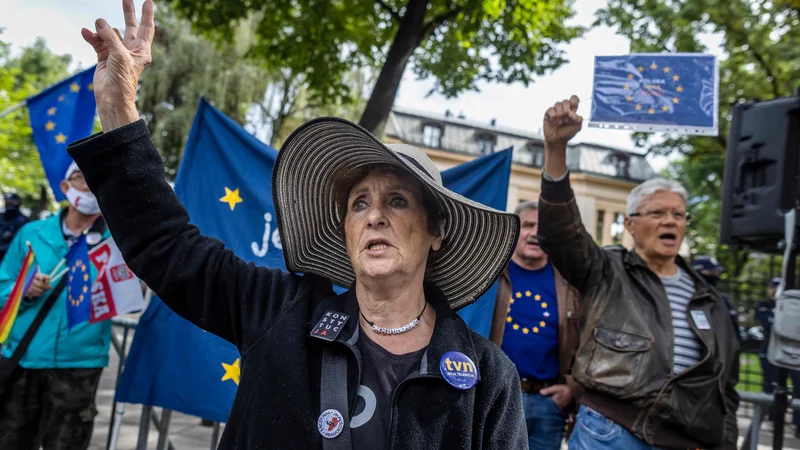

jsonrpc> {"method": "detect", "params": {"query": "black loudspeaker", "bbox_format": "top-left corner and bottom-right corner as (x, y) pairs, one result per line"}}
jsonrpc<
(720, 93), (800, 251)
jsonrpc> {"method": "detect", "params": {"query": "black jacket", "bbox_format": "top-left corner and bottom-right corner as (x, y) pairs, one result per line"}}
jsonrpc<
(67, 120), (526, 450)
(538, 174), (739, 450)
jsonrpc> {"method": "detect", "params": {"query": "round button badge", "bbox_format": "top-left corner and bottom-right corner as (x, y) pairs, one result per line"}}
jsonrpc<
(439, 351), (478, 390)
(317, 409), (345, 439)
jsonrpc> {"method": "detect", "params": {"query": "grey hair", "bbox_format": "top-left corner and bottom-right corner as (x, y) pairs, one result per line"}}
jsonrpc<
(626, 178), (688, 216)
(515, 200), (539, 215)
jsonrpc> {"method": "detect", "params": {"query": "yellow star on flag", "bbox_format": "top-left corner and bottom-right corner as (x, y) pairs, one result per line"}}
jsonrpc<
(506, 306), (511, 313)
(506, 316), (512, 323)
(524, 291), (531, 297)
(635, 104), (643, 111)
(219, 187), (243, 211)
(522, 328), (529, 334)
(663, 67), (671, 73)
(534, 294), (541, 301)
(540, 321), (546, 327)
(515, 292), (522, 299)
(47, 107), (57, 116)
(58, 95), (65, 102)
(513, 324), (520, 330)
(627, 73), (634, 79)
(70, 82), (80, 93)
(83, 285), (89, 293)
(83, 273), (89, 281)
(672, 75), (680, 82)
(662, 105), (669, 112)
(88, 83), (94, 91)
(510, 298), (514, 304)
(55, 133), (67, 144)
(221, 358), (241, 385)
(541, 302), (548, 309)
(648, 108), (656, 114)
(676, 86), (684, 93)
(637, 66), (644, 72)
(650, 62), (657, 70)
(45, 121), (55, 131)
(623, 84), (629, 90)
(533, 327), (539, 333)
(626, 96), (633, 102)
(673, 97), (680, 104)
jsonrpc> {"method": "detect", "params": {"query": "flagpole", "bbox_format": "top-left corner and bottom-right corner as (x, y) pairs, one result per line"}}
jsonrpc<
(0, 100), (26, 120)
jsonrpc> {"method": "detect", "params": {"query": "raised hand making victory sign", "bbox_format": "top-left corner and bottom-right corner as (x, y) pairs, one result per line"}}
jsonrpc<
(80, 0), (154, 132)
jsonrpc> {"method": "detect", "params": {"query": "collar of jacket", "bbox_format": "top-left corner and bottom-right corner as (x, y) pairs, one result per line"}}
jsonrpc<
(308, 281), (482, 383)
(622, 249), (716, 300)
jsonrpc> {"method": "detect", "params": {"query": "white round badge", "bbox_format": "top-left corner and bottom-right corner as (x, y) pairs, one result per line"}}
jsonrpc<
(317, 409), (345, 439)
(86, 232), (102, 246)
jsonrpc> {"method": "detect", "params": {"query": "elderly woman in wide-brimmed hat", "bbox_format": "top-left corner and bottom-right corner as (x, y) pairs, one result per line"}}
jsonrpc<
(71, 1), (525, 448)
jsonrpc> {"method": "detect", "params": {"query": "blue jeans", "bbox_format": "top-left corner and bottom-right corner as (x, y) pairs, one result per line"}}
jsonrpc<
(568, 405), (663, 450)
(522, 393), (567, 450)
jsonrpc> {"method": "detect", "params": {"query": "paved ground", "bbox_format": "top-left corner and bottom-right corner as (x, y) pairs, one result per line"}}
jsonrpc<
(90, 325), (800, 450)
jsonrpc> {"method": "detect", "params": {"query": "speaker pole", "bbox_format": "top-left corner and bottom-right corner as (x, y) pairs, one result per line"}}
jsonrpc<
(773, 210), (797, 450)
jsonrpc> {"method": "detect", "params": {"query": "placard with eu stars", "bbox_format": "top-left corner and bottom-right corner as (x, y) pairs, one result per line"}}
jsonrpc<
(589, 54), (718, 136)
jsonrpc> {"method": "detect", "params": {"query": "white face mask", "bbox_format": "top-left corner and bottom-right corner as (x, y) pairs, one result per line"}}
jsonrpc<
(65, 186), (100, 215)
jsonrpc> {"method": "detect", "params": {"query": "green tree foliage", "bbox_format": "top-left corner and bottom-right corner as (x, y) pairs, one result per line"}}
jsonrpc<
(0, 35), (71, 206)
(169, 0), (583, 136)
(137, 9), (275, 177)
(598, 0), (799, 276)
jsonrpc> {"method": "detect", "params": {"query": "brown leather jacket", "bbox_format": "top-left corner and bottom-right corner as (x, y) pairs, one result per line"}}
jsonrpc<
(489, 263), (583, 398)
(537, 174), (740, 450)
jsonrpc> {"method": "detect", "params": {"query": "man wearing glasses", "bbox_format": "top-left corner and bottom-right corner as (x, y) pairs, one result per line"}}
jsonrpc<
(537, 96), (740, 450)
(0, 161), (111, 449)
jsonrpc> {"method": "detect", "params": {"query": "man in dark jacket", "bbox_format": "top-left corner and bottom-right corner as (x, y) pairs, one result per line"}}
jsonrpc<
(490, 200), (582, 448)
(0, 193), (30, 263)
(537, 96), (739, 450)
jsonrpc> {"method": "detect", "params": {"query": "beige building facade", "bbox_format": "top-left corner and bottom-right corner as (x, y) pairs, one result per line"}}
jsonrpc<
(386, 107), (659, 247)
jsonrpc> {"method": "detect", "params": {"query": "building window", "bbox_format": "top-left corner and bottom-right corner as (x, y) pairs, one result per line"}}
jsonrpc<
(531, 148), (545, 167)
(608, 152), (631, 179)
(422, 124), (442, 148)
(610, 212), (625, 245)
(595, 210), (606, 245)
(476, 134), (496, 154)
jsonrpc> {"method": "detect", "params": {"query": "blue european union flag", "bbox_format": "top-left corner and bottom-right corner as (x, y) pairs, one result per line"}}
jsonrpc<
(448, 148), (513, 338)
(589, 54), (718, 136)
(27, 66), (97, 201)
(66, 234), (92, 330)
(115, 99), (515, 421)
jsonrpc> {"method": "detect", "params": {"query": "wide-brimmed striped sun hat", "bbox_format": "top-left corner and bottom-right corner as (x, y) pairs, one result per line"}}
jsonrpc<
(272, 117), (520, 310)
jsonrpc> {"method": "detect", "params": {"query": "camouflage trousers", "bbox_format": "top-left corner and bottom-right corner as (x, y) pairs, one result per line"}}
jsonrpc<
(0, 368), (102, 450)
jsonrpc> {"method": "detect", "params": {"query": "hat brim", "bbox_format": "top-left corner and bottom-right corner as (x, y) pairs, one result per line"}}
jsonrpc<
(273, 117), (520, 310)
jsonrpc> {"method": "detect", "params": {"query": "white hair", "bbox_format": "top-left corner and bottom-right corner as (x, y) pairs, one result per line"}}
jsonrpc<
(626, 178), (688, 216)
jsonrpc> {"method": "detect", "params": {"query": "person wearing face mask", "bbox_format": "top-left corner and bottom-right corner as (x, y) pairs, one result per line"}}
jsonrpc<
(0, 161), (112, 450)
(0, 193), (30, 263)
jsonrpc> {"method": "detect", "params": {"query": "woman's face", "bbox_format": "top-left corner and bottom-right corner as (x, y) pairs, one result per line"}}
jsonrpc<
(344, 169), (441, 282)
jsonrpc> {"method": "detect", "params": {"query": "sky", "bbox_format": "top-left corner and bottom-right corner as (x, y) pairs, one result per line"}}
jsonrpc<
(0, 0), (723, 171)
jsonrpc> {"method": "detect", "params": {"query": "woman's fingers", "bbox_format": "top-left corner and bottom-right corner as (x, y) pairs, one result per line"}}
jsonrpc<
(137, 0), (156, 44)
(95, 18), (126, 54)
(122, 0), (140, 41)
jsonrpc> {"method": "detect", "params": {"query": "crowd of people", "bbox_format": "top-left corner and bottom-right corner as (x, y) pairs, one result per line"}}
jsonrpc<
(0, 0), (795, 449)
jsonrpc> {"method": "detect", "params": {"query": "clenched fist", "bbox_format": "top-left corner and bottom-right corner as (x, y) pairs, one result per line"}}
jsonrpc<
(544, 95), (583, 147)
(543, 95), (583, 179)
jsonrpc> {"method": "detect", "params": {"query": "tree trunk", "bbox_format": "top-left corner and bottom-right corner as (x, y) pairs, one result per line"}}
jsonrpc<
(358, 0), (429, 137)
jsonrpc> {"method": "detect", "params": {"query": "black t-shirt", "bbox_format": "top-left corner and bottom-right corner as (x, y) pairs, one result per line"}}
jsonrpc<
(350, 328), (426, 449)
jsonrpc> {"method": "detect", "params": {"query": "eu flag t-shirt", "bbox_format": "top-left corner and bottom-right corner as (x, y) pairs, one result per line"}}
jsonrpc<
(501, 260), (560, 380)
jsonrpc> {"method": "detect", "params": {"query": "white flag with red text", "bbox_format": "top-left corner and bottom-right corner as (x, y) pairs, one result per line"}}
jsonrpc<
(88, 238), (144, 323)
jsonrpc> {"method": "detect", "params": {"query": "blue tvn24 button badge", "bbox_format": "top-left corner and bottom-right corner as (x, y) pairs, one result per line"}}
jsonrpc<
(439, 351), (478, 390)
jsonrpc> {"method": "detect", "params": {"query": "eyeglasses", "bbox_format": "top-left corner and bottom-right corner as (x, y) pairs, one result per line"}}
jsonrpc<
(68, 173), (85, 184)
(629, 209), (691, 221)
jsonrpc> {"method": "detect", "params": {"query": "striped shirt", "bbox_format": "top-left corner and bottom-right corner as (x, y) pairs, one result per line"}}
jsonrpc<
(660, 268), (703, 374)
